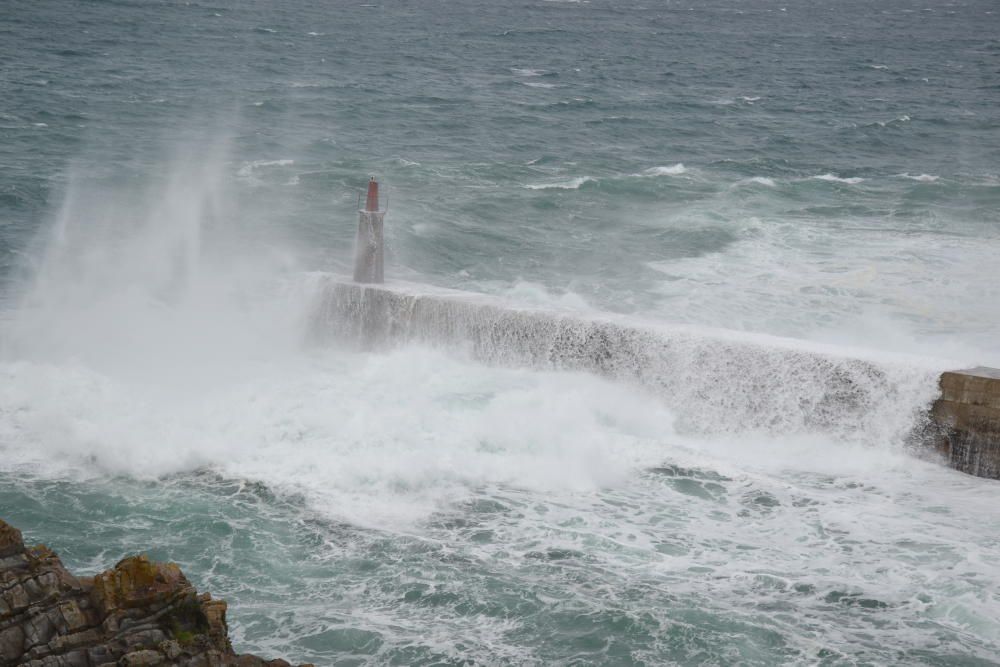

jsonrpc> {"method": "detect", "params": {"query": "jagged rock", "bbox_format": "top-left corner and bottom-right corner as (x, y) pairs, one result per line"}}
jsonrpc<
(0, 518), (312, 667)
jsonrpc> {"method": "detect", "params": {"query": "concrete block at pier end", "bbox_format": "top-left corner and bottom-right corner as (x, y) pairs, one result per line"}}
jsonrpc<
(932, 367), (1000, 479)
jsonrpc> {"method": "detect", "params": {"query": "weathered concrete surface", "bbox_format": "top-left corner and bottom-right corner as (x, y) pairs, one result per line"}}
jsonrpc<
(309, 277), (940, 450)
(310, 277), (1000, 480)
(0, 518), (311, 667)
(932, 367), (1000, 479)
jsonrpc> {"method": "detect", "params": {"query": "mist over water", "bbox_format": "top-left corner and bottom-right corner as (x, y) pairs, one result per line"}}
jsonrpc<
(2, 0), (1000, 664)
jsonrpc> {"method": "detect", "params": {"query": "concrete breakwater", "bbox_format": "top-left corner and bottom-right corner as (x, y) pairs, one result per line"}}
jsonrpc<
(933, 368), (1000, 479)
(309, 276), (1000, 480)
(310, 278), (941, 455)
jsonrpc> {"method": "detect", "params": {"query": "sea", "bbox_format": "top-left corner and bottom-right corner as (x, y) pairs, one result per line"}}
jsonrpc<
(1, 0), (999, 664)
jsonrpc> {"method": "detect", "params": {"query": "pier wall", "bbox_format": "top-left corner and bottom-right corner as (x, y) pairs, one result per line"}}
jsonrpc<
(311, 276), (998, 480)
(933, 368), (1000, 479)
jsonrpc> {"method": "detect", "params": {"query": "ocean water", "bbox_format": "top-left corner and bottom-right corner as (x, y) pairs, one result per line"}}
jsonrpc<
(1, 0), (1000, 664)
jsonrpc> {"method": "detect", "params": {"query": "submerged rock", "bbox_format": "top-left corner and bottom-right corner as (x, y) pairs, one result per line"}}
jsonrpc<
(0, 518), (311, 667)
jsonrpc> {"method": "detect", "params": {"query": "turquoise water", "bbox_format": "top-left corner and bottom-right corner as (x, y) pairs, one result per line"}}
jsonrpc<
(2, 0), (1000, 664)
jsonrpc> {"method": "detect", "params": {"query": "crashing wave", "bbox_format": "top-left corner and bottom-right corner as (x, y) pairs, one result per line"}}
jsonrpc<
(310, 278), (940, 447)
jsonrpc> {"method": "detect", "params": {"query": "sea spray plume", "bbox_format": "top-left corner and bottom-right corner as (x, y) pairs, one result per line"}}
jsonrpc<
(2, 141), (313, 387)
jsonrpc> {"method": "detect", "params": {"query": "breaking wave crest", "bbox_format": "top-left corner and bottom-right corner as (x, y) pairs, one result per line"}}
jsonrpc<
(812, 173), (866, 185)
(524, 176), (596, 189)
(640, 164), (687, 176)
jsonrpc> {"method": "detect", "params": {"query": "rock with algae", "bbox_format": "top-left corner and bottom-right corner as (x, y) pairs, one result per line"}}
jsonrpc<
(0, 518), (312, 667)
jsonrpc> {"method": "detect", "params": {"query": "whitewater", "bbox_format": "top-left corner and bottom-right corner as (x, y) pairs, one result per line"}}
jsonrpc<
(2, 0), (1000, 664)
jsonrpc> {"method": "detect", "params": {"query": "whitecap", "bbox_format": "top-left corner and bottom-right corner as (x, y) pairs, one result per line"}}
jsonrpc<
(870, 115), (910, 128)
(237, 159), (295, 179)
(640, 164), (687, 177)
(897, 173), (939, 182)
(868, 64), (889, 70)
(511, 68), (545, 77)
(812, 173), (865, 185)
(33, 123), (48, 128)
(524, 81), (556, 89)
(739, 176), (776, 187)
(524, 176), (595, 190)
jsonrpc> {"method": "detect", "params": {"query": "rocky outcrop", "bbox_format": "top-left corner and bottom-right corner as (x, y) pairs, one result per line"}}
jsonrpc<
(0, 519), (311, 667)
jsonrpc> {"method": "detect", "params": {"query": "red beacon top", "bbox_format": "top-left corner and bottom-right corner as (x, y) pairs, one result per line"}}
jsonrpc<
(365, 177), (379, 212)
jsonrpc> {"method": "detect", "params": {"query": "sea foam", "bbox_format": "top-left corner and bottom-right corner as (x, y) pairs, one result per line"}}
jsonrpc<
(524, 176), (595, 190)
(812, 173), (865, 184)
(640, 164), (686, 176)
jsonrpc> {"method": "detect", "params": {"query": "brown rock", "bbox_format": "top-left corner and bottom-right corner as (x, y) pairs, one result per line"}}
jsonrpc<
(0, 518), (308, 667)
(90, 555), (188, 616)
(118, 649), (165, 666)
(0, 521), (25, 558)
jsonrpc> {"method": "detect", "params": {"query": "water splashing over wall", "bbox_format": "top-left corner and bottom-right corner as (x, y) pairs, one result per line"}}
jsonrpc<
(312, 278), (945, 449)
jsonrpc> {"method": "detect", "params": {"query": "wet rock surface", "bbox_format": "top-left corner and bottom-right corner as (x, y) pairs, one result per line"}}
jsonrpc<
(0, 518), (311, 667)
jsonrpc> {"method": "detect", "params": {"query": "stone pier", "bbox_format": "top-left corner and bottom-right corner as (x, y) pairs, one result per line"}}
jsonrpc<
(318, 277), (1000, 482)
(932, 367), (1000, 479)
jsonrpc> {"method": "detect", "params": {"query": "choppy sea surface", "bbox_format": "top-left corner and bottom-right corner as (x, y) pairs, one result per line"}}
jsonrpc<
(1, 0), (999, 664)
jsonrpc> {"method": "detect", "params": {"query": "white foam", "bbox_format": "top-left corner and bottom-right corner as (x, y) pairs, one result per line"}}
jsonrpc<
(511, 68), (545, 77)
(898, 173), (939, 182)
(237, 159), (295, 182)
(812, 173), (865, 184)
(640, 164), (686, 177)
(645, 213), (1000, 366)
(739, 176), (776, 187)
(874, 114), (911, 127)
(499, 280), (592, 311)
(0, 347), (677, 528)
(524, 176), (595, 190)
(523, 81), (556, 89)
